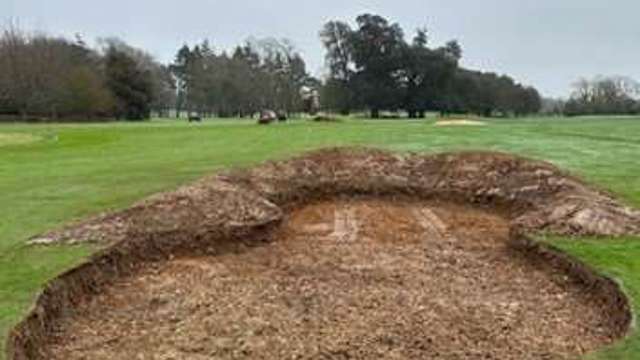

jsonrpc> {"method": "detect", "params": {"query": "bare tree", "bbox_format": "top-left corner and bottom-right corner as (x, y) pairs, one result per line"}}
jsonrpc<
(566, 75), (640, 115)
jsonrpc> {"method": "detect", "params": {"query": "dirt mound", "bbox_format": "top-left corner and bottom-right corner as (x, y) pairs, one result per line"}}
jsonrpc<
(34, 148), (640, 245)
(9, 148), (639, 360)
(31, 180), (282, 245)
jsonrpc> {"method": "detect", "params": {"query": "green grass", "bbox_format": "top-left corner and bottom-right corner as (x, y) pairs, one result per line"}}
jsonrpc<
(1, 116), (639, 358)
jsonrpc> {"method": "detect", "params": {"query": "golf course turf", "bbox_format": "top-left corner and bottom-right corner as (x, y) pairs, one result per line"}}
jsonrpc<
(2, 116), (640, 358)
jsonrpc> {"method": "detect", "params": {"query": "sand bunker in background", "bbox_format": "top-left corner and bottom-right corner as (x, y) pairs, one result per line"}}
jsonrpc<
(435, 119), (487, 126)
(0, 133), (42, 147)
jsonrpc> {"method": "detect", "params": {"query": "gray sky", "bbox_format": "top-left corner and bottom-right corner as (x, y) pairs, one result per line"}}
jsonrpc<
(5, 0), (640, 97)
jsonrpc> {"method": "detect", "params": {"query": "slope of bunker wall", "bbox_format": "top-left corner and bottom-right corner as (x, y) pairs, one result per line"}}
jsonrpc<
(8, 148), (640, 359)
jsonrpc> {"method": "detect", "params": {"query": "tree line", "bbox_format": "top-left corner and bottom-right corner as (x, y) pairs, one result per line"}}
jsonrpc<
(170, 38), (317, 118)
(562, 76), (640, 116)
(320, 14), (542, 118)
(1, 15), (545, 122)
(0, 26), (174, 121)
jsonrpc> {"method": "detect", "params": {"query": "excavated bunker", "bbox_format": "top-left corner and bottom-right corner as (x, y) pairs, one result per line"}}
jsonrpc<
(8, 148), (640, 359)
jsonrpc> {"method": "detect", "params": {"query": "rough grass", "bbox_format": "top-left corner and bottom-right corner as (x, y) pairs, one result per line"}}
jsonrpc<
(1, 116), (640, 359)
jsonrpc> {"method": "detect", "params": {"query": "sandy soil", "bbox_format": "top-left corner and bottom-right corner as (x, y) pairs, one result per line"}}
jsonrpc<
(434, 119), (487, 126)
(44, 200), (617, 360)
(0, 133), (42, 147)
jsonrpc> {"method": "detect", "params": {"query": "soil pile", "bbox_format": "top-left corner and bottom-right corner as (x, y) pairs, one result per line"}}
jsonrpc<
(36, 148), (640, 245)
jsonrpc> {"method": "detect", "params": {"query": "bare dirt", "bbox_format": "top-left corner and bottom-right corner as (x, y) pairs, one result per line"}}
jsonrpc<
(10, 148), (640, 360)
(44, 200), (619, 359)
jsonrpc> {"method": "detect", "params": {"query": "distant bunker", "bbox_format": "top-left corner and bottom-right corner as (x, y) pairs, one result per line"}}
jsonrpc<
(434, 119), (487, 127)
(9, 148), (640, 360)
(0, 133), (42, 147)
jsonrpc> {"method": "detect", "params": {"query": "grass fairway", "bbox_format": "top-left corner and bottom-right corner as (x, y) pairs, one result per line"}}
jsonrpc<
(1, 116), (640, 358)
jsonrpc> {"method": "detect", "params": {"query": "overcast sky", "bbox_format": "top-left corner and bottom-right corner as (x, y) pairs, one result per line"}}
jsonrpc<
(5, 0), (640, 97)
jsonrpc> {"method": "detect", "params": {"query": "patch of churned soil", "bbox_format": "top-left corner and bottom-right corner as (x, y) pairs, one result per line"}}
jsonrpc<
(34, 148), (640, 246)
(44, 200), (617, 359)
